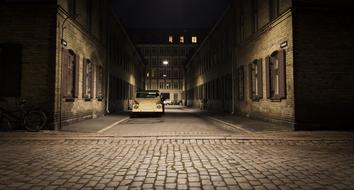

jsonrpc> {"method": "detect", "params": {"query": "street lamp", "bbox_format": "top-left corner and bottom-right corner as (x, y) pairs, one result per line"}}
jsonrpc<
(163, 60), (169, 65)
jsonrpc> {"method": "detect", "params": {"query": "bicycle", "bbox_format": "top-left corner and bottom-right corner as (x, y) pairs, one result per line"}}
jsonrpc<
(0, 99), (47, 132)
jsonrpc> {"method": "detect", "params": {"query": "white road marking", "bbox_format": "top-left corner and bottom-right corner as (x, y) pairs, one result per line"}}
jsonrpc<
(97, 117), (130, 134)
(205, 116), (254, 134)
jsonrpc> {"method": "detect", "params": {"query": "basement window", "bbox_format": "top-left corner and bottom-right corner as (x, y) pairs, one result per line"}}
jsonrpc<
(249, 59), (263, 101)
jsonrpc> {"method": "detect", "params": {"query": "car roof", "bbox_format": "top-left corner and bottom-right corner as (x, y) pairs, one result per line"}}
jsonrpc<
(137, 90), (160, 93)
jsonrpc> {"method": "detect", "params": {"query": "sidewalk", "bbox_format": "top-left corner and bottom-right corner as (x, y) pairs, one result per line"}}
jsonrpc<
(183, 107), (292, 132)
(60, 113), (130, 133)
(183, 107), (354, 140)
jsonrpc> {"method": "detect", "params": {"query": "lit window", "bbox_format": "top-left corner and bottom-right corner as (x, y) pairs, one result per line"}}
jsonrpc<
(180, 36), (184, 43)
(168, 36), (173, 43)
(192, 36), (198, 43)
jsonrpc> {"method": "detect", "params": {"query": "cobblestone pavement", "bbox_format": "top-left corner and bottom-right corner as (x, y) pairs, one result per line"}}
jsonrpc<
(0, 136), (353, 190)
(0, 108), (354, 189)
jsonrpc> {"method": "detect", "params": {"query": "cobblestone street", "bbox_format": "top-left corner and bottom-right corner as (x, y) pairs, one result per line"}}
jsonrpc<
(0, 109), (354, 190)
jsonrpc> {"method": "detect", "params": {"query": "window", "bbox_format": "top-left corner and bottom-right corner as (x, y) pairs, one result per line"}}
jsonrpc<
(173, 69), (179, 78)
(180, 36), (184, 43)
(168, 35), (173, 43)
(166, 82), (170, 89)
(174, 93), (178, 101)
(238, 66), (245, 101)
(68, 0), (77, 17)
(96, 65), (103, 100)
(266, 50), (286, 100)
(192, 36), (198, 43)
(159, 81), (164, 89)
(0, 44), (22, 97)
(173, 82), (179, 89)
(83, 59), (94, 99)
(249, 59), (263, 100)
(166, 69), (171, 78)
(62, 49), (79, 99)
(159, 69), (164, 78)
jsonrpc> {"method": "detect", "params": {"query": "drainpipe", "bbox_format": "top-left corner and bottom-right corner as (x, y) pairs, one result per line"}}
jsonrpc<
(105, 33), (110, 114)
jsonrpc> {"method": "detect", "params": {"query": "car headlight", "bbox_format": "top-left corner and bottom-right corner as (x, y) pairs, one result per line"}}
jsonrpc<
(133, 104), (139, 109)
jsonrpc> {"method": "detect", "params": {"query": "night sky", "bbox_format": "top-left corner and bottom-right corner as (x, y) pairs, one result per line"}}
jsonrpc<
(113, 0), (231, 29)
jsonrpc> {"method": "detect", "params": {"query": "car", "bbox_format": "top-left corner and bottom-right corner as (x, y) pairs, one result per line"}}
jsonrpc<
(132, 90), (164, 116)
(163, 99), (171, 105)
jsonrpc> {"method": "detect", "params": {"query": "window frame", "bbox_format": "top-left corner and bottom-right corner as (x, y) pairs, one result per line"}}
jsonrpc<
(82, 59), (94, 100)
(249, 59), (263, 101)
(62, 49), (79, 100)
(266, 50), (286, 101)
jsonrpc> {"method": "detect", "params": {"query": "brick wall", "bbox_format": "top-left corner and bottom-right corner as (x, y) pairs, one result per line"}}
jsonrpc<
(0, 2), (57, 124)
(235, 8), (295, 126)
(293, 0), (354, 130)
(106, 15), (145, 112)
(54, 1), (109, 128)
(185, 8), (234, 113)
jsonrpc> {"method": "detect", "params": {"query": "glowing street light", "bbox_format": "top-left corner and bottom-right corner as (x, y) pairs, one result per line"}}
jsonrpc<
(163, 60), (169, 65)
(163, 74), (167, 77)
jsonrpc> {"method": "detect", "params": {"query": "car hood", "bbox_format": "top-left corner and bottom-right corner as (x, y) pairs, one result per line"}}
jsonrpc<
(134, 98), (162, 105)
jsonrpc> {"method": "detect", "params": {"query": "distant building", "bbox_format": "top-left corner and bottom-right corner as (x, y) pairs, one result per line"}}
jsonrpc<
(130, 29), (206, 104)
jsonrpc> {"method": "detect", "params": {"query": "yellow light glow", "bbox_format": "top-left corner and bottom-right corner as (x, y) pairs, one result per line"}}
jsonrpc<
(192, 36), (198, 43)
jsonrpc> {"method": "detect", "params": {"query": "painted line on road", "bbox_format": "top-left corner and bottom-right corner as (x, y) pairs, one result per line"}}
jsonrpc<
(205, 116), (254, 134)
(97, 117), (130, 134)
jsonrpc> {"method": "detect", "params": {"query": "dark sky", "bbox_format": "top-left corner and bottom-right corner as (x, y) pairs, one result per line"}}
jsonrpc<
(113, 0), (230, 29)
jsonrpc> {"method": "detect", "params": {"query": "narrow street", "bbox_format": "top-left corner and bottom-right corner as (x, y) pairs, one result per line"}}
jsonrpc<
(100, 107), (244, 137)
(0, 108), (353, 190)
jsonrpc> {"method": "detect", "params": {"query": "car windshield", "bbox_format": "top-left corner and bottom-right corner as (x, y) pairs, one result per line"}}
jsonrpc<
(136, 92), (159, 98)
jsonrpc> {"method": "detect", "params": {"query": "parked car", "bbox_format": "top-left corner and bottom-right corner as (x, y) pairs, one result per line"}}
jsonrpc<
(132, 90), (164, 116)
(163, 99), (172, 105)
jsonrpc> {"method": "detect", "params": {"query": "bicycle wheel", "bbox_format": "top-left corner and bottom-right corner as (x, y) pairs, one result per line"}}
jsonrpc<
(24, 111), (47, 132)
(0, 116), (13, 131)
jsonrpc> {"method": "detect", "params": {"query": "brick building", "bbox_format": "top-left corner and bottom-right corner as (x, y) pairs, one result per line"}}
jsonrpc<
(0, 0), (144, 129)
(186, 0), (354, 130)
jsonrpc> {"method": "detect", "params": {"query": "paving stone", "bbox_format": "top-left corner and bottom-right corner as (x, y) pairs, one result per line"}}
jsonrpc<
(0, 134), (353, 190)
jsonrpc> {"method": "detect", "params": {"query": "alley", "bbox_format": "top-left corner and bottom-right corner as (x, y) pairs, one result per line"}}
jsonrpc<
(100, 107), (244, 137)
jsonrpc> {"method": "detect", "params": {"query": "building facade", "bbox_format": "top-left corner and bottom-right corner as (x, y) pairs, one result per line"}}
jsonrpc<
(139, 44), (194, 104)
(186, 0), (354, 130)
(0, 0), (144, 129)
(131, 29), (204, 104)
